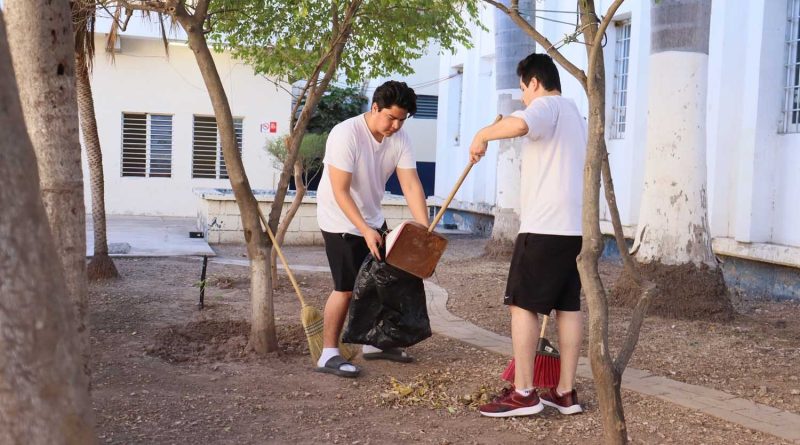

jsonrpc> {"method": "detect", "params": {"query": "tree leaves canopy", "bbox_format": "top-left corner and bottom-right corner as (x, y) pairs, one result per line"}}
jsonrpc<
(209, 0), (481, 85)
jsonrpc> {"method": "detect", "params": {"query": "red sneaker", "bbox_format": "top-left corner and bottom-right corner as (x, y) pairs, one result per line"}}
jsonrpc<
(479, 388), (543, 417)
(540, 388), (583, 415)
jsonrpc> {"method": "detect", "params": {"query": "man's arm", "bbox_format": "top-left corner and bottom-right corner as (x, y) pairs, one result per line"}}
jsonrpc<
(469, 116), (529, 163)
(328, 164), (384, 259)
(396, 168), (429, 227)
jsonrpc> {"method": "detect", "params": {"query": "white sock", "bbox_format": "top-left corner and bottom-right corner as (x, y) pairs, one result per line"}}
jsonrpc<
(317, 347), (357, 373)
(515, 388), (533, 397)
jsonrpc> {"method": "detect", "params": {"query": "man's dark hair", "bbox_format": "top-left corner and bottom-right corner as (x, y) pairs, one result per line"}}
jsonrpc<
(372, 80), (417, 116)
(516, 53), (561, 92)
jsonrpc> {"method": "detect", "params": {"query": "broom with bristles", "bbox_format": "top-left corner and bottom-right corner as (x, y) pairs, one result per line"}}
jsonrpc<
(256, 208), (357, 364)
(501, 314), (561, 388)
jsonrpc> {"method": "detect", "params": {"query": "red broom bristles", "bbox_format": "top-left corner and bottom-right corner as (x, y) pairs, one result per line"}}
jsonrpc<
(533, 354), (560, 388)
(500, 315), (561, 388)
(501, 359), (515, 382)
(500, 353), (561, 388)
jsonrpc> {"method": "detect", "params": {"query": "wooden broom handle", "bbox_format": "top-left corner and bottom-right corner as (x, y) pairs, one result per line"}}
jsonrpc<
(256, 207), (308, 307)
(428, 114), (503, 232)
(540, 314), (549, 338)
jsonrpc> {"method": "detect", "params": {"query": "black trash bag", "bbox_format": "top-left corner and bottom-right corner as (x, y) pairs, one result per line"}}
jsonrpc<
(341, 255), (431, 349)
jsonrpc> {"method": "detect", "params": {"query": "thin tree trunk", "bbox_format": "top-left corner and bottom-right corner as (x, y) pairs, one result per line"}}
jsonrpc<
(5, 0), (90, 380)
(177, 10), (278, 354)
(486, 0), (646, 442)
(76, 51), (119, 281)
(0, 10), (94, 443)
(578, 2), (628, 443)
(271, 159), (306, 288)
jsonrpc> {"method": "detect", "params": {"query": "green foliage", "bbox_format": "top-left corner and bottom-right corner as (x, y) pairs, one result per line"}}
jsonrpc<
(209, 0), (481, 85)
(266, 133), (327, 184)
(305, 85), (366, 134)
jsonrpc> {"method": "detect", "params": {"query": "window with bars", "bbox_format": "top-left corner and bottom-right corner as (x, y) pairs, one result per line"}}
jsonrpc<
(121, 113), (173, 177)
(192, 116), (243, 179)
(783, 0), (800, 133)
(611, 19), (631, 139)
(414, 95), (438, 119)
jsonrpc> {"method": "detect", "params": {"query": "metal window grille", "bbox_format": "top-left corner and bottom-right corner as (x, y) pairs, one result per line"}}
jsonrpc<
(783, 0), (800, 133)
(611, 20), (631, 139)
(192, 115), (243, 179)
(414, 95), (438, 119)
(121, 112), (172, 177)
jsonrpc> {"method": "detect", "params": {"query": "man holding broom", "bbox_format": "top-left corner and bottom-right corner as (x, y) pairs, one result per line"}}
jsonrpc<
(470, 53), (586, 417)
(314, 81), (430, 378)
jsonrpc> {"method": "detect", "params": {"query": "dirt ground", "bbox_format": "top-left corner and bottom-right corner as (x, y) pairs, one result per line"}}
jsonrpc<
(437, 237), (800, 415)
(89, 238), (798, 444)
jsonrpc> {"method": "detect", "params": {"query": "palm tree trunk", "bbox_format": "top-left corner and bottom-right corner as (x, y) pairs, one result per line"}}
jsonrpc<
(76, 52), (119, 281)
(486, 0), (536, 258)
(635, 0), (716, 266)
(628, 0), (732, 321)
(5, 0), (90, 379)
(0, 9), (94, 443)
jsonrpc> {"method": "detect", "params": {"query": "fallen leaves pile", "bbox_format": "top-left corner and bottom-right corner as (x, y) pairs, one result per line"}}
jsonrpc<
(378, 369), (503, 414)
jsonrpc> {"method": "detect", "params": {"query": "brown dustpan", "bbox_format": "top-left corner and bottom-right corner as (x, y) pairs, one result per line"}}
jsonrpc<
(386, 115), (502, 278)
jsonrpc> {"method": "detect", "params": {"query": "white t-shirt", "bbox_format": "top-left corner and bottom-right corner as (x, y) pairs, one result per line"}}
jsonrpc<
(316, 114), (417, 235)
(511, 95), (587, 236)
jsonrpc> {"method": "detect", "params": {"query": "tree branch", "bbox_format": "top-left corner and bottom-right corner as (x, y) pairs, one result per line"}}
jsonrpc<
(588, 0), (625, 75)
(483, 0), (588, 91)
(194, 0), (210, 22)
(613, 281), (656, 373)
(112, 0), (169, 14)
(267, 0), (362, 233)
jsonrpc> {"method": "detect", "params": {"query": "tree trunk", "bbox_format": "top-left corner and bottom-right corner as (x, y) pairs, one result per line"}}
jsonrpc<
(578, 3), (628, 442)
(486, 0), (536, 258)
(76, 52), (119, 281)
(485, 0), (653, 441)
(5, 0), (90, 379)
(0, 10), (94, 443)
(624, 0), (733, 321)
(635, 0), (715, 266)
(271, 159), (306, 288)
(179, 13), (277, 354)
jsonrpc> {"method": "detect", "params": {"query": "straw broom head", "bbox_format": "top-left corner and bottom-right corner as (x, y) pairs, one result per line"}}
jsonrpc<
(302, 304), (325, 364)
(302, 304), (359, 364)
(258, 210), (359, 364)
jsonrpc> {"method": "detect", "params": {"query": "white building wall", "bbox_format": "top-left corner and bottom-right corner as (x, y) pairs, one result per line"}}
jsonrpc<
(84, 34), (291, 217)
(364, 46), (442, 164)
(436, 5), (501, 208)
(435, 0), (800, 259)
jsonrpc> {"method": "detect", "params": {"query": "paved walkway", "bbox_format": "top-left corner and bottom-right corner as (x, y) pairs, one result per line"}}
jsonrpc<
(87, 215), (214, 257)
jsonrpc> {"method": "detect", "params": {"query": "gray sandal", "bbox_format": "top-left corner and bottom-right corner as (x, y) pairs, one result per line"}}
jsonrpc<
(314, 355), (361, 378)
(362, 348), (413, 363)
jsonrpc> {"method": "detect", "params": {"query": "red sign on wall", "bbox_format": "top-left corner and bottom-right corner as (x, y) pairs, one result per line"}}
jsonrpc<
(269, 122), (277, 133)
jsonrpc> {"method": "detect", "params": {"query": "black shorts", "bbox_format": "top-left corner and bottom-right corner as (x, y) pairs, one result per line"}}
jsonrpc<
(504, 233), (583, 314)
(321, 225), (387, 292)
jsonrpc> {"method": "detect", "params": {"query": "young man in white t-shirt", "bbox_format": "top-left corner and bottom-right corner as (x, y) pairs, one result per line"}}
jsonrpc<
(314, 81), (430, 378)
(470, 54), (587, 417)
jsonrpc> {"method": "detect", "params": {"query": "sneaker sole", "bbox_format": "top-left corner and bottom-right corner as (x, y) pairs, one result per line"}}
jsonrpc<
(479, 401), (544, 418)
(541, 399), (583, 415)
